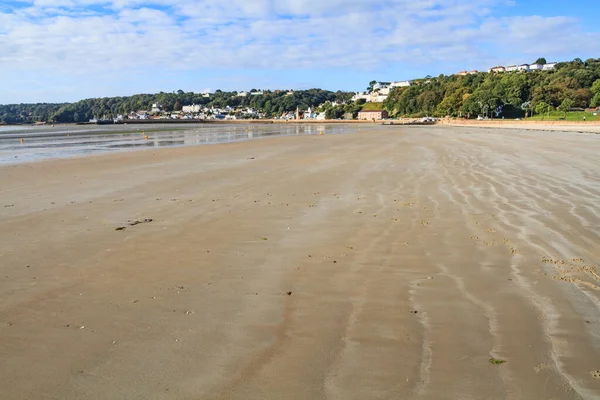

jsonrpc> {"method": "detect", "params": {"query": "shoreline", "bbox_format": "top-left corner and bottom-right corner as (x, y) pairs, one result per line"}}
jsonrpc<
(0, 123), (376, 166)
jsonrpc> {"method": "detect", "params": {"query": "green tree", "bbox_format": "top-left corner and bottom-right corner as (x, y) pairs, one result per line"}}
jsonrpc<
(535, 101), (551, 120)
(534, 57), (547, 65)
(558, 98), (574, 118)
(590, 79), (600, 107)
(367, 80), (377, 93)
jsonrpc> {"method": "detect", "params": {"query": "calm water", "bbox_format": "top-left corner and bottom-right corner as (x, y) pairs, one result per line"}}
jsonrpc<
(0, 123), (369, 165)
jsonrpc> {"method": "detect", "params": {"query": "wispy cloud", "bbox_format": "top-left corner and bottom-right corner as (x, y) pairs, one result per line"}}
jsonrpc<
(0, 0), (599, 102)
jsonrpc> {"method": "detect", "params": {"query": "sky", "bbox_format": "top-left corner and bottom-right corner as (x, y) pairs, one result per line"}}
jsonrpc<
(1, 0), (599, 104)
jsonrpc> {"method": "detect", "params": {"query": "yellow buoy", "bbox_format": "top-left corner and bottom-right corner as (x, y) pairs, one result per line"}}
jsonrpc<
(319, 131), (324, 135)
(145, 135), (149, 140)
(20, 138), (24, 143)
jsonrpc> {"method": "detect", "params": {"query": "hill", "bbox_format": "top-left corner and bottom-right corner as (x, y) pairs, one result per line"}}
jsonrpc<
(383, 58), (600, 119)
(0, 89), (354, 124)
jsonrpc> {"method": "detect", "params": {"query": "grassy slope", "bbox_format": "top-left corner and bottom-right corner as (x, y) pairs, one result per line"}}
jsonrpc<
(527, 110), (600, 121)
(360, 102), (385, 111)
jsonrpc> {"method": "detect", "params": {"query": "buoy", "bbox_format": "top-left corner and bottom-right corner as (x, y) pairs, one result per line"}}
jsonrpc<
(67, 134), (70, 137)
(20, 138), (24, 143)
(319, 131), (324, 135)
(145, 135), (149, 140)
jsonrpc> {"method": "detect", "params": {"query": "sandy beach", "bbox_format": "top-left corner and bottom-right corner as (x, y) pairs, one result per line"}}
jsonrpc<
(1, 125), (599, 399)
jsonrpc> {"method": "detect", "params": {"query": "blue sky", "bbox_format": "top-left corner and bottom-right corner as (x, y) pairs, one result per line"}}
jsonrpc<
(1, 0), (599, 104)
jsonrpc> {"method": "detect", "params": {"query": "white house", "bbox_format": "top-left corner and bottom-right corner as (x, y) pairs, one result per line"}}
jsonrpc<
(352, 92), (370, 101)
(543, 62), (557, 71)
(528, 63), (543, 71)
(237, 91), (248, 97)
(505, 64), (528, 72)
(390, 80), (412, 88)
(316, 112), (326, 120)
(151, 103), (162, 112)
(251, 91), (264, 96)
(182, 104), (201, 113)
(372, 82), (390, 90)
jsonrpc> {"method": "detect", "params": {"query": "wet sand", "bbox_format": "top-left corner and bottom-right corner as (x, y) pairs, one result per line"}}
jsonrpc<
(1, 125), (599, 399)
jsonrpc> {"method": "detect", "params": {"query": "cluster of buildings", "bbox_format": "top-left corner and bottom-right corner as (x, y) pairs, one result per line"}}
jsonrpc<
(117, 103), (264, 122)
(237, 90), (295, 97)
(352, 61), (561, 105)
(487, 62), (558, 73)
(352, 81), (412, 103)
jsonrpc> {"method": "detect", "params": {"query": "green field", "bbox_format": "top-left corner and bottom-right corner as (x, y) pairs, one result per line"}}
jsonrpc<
(527, 110), (600, 121)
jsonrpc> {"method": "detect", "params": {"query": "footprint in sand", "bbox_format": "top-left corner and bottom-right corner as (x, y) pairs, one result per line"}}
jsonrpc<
(470, 235), (479, 240)
(487, 228), (496, 233)
(571, 258), (584, 263)
(483, 241), (494, 246)
(591, 370), (600, 379)
(534, 362), (550, 373)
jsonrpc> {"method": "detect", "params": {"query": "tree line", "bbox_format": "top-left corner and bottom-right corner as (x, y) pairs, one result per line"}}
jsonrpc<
(0, 89), (354, 124)
(383, 58), (600, 119)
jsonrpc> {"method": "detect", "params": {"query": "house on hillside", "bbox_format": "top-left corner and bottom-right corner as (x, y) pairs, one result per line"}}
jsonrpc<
(151, 103), (162, 112)
(237, 91), (248, 97)
(528, 63), (544, 71)
(456, 70), (468, 76)
(390, 80), (412, 88)
(489, 66), (506, 73)
(372, 82), (391, 90)
(369, 93), (388, 102)
(358, 110), (389, 120)
(543, 62), (557, 71)
(514, 64), (526, 71)
(352, 92), (370, 101)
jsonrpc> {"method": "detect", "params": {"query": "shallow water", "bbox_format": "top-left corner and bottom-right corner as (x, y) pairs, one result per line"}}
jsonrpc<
(0, 123), (368, 165)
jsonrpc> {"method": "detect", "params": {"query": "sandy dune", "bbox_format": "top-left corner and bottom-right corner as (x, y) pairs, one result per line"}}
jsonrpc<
(1, 125), (599, 399)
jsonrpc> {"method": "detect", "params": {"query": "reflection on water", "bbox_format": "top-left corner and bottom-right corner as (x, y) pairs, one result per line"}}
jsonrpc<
(0, 123), (369, 165)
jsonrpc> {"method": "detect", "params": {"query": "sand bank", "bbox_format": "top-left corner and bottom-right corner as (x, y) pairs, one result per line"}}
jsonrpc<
(1, 125), (599, 399)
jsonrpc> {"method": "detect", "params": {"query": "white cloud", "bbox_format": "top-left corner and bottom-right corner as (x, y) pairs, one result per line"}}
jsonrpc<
(0, 0), (599, 102)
